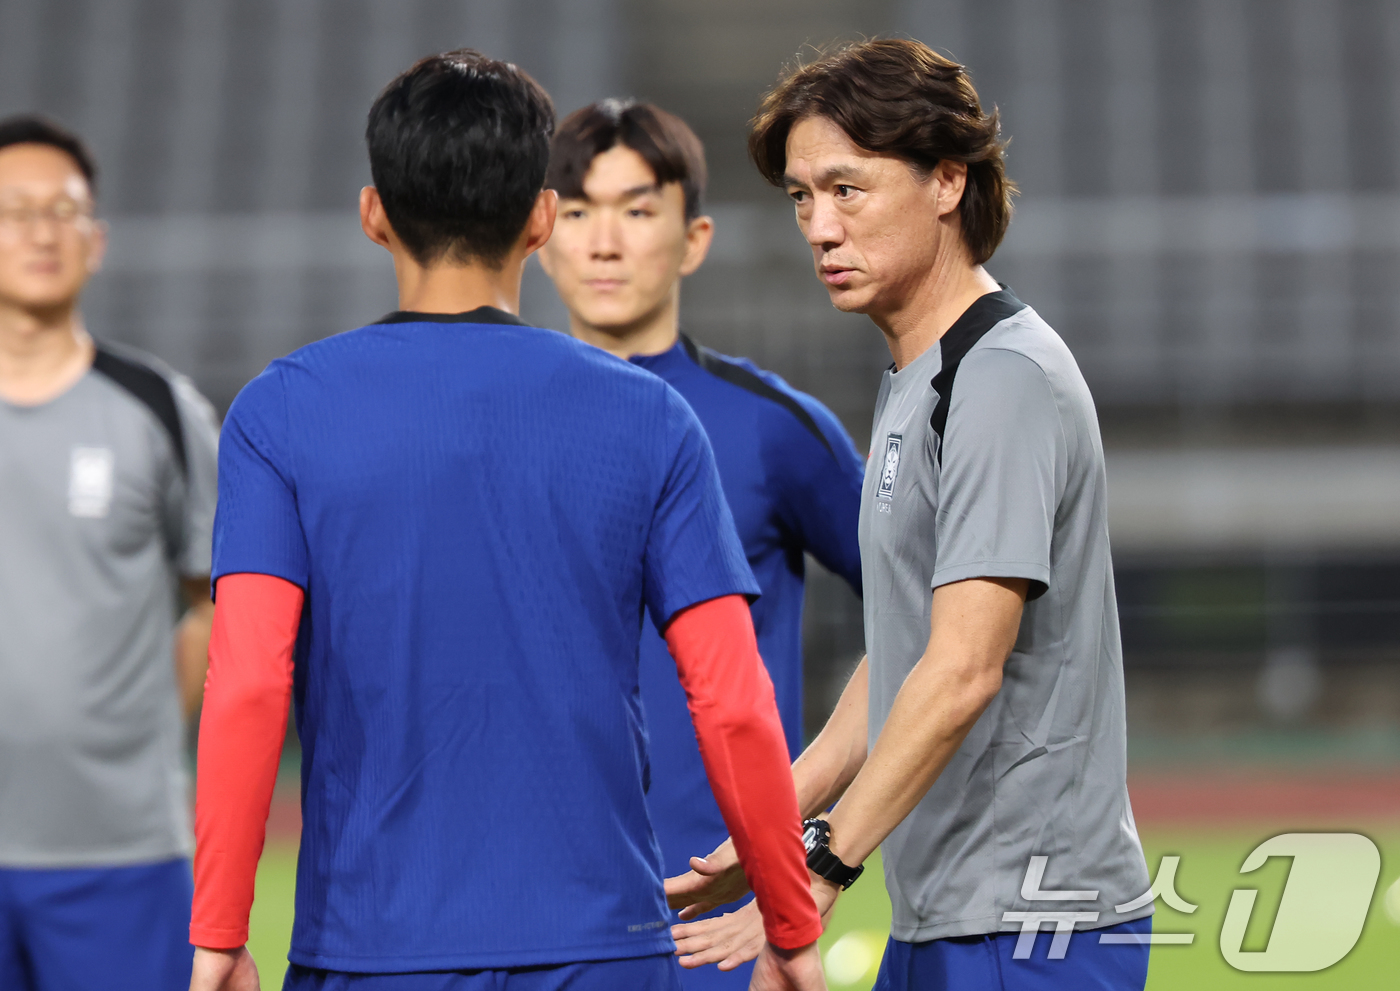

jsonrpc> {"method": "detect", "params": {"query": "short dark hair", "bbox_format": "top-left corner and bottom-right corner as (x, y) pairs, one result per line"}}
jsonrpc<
(749, 39), (1015, 265)
(366, 49), (554, 268)
(546, 100), (707, 221)
(0, 114), (98, 195)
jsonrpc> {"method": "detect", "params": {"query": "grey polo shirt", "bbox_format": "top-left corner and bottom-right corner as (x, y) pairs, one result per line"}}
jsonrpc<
(0, 342), (219, 867)
(860, 289), (1151, 942)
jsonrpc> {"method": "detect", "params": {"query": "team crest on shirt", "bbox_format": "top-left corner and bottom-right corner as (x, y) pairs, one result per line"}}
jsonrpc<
(877, 433), (902, 501)
(68, 446), (114, 518)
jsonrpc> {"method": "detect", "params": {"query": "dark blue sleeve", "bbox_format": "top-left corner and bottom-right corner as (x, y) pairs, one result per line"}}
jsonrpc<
(210, 366), (309, 591)
(768, 392), (865, 597)
(643, 387), (761, 630)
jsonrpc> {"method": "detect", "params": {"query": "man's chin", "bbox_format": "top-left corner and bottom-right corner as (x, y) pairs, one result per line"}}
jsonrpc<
(826, 284), (873, 314)
(575, 305), (648, 332)
(0, 284), (83, 315)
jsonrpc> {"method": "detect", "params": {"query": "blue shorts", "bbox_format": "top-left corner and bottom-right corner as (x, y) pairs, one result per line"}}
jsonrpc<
(873, 916), (1151, 991)
(676, 955), (753, 991)
(0, 857), (195, 991)
(282, 953), (684, 991)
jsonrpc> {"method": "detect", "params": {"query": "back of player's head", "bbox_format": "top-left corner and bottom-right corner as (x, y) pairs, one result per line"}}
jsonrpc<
(0, 114), (98, 195)
(547, 100), (707, 221)
(366, 50), (554, 269)
(748, 38), (1015, 265)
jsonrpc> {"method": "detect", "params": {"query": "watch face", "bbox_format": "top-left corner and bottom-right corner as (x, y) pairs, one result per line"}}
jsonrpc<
(802, 825), (818, 853)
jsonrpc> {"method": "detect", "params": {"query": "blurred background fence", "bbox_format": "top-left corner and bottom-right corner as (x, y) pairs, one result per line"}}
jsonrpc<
(4, 0), (1399, 747)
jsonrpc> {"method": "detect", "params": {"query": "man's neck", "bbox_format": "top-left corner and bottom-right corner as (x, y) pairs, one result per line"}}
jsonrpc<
(0, 302), (95, 406)
(568, 290), (680, 361)
(393, 252), (525, 316)
(870, 245), (1003, 371)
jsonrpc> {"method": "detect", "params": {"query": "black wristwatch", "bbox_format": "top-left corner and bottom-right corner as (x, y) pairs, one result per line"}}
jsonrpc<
(801, 818), (864, 889)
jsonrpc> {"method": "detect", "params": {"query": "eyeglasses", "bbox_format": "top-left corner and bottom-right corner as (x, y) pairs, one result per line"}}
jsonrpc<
(0, 199), (96, 235)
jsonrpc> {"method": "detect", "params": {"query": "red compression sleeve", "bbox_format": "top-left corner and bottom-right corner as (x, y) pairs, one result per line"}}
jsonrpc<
(189, 573), (302, 949)
(664, 595), (822, 949)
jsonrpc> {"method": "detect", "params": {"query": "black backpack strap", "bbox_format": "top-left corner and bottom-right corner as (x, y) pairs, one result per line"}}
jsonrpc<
(91, 345), (188, 477)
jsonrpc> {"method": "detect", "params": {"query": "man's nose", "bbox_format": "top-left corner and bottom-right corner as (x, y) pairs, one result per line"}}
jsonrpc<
(28, 213), (62, 246)
(589, 212), (624, 259)
(805, 198), (844, 249)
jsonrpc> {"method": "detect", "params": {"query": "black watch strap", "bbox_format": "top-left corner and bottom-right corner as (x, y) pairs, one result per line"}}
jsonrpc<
(801, 818), (864, 890)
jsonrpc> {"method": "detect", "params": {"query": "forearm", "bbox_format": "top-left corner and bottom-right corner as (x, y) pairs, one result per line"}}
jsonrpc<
(825, 651), (999, 867)
(175, 600), (215, 719)
(823, 577), (1025, 868)
(791, 656), (868, 818)
(190, 573), (301, 949)
(666, 596), (822, 949)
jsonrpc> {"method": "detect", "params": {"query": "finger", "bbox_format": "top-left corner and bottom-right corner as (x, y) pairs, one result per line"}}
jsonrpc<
(689, 856), (723, 876)
(715, 930), (765, 970)
(666, 873), (713, 910)
(676, 901), (717, 921)
(675, 934), (738, 968)
(677, 940), (741, 969)
(717, 945), (762, 971)
(671, 917), (722, 946)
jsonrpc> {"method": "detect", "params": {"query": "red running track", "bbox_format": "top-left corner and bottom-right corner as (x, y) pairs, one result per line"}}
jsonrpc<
(1127, 768), (1400, 826)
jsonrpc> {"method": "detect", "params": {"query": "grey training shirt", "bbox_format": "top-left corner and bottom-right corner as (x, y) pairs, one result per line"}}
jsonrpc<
(860, 289), (1150, 942)
(0, 342), (218, 867)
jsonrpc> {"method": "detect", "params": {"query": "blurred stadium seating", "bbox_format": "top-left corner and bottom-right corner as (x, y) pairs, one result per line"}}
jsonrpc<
(4, 0), (1396, 841)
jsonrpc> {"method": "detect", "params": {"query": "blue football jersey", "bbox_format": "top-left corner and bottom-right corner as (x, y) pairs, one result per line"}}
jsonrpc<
(628, 337), (863, 946)
(211, 309), (759, 972)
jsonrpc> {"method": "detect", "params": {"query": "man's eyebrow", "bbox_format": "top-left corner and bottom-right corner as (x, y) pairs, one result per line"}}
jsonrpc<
(781, 164), (869, 189)
(814, 164), (868, 185)
(559, 183), (660, 206)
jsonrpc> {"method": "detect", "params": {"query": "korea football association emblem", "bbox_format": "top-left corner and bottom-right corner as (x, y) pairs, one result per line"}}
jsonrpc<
(877, 433), (902, 501)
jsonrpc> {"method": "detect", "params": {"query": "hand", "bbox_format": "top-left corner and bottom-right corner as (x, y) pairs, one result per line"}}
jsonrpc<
(750, 940), (828, 991)
(672, 875), (842, 970)
(190, 946), (260, 991)
(665, 838), (750, 919)
(673, 899), (765, 970)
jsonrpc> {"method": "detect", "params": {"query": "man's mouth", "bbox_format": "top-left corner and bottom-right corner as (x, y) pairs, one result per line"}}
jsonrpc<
(584, 278), (627, 292)
(820, 266), (855, 287)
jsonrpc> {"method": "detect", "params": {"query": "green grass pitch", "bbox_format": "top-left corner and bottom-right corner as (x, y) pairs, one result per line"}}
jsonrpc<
(245, 828), (1400, 989)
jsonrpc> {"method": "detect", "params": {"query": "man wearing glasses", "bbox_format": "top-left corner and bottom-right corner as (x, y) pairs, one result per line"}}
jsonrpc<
(0, 115), (220, 991)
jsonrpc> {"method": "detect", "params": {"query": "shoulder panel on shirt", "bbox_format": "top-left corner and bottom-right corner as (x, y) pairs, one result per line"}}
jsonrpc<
(680, 334), (836, 459)
(928, 288), (1028, 461)
(91, 342), (188, 477)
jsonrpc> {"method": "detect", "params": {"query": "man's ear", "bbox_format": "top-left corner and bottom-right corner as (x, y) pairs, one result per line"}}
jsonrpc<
(521, 188), (558, 257)
(679, 215), (715, 277)
(85, 219), (109, 275)
(932, 160), (967, 219)
(360, 186), (394, 250)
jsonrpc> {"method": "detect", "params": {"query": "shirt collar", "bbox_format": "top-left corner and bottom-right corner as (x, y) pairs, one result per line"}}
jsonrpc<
(627, 335), (693, 376)
(373, 306), (527, 326)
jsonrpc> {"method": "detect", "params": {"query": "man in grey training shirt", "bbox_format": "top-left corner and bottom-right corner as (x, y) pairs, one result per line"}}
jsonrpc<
(668, 40), (1152, 991)
(0, 116), (219, 991)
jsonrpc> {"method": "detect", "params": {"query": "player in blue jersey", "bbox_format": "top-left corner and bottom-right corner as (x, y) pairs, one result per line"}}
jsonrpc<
(187, 51), (827, 991)
(538, 101), (865, 989)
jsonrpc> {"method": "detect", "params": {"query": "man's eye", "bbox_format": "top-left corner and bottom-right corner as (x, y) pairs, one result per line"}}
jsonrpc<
(788, 190), (807, 203)
(835, 185), (855, 197)
(627, 208), (652, 218)
(564, 209), (585, 219)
